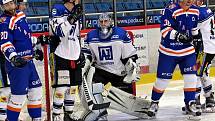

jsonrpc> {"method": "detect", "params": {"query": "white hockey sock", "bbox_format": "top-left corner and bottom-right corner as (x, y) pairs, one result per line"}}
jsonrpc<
(53, 87), (67, 114)
(64, 86), (77, 112)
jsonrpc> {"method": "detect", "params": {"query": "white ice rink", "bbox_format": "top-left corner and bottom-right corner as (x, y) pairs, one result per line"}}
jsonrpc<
(107, 78), (215, 121)
(29, 61), (215, 121)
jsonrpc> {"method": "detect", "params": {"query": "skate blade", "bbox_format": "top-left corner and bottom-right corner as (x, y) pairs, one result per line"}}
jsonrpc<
(147, 111), (157, 119)
(187, 115), (201, 121)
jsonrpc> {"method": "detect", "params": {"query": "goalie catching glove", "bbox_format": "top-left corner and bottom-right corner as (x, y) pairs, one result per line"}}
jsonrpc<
(123, 58), (140, 84)
(67, 4), (83, 24)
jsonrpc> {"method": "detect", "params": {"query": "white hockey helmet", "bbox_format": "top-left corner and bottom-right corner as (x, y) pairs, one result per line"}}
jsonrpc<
(1, 0), (13, 5)
(17, 0), (27, 3)
(98, 13), (113, 39)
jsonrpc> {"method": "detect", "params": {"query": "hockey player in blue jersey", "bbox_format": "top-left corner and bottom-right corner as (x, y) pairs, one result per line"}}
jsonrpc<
(0, 0), (42, 120)
(49, 0), (85, 120)
(193, 0), (215, 113)
(148, 0), (202, 119)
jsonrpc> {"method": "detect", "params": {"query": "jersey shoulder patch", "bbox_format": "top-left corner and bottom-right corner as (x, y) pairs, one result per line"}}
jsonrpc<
(0, 17), (6, 23)
(167, 3), (176, 9)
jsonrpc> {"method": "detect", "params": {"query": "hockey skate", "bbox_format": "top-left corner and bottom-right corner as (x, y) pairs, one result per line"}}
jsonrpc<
(147, 101), (159, 117)
(182, 100), (201, 120)
(32, 118), (42, 121)
(81, 110), (108, 121)
(182, 96), (202, 115)
(63, 111), (84, 121)
(52, 113), (64, 121)
(201, 93), (215, 113)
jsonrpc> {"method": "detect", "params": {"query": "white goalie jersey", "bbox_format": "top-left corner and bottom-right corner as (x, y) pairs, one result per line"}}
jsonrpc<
(84, 26), (137, 76)
(50, 4), (81, 60)
(198, 6), (215, 54)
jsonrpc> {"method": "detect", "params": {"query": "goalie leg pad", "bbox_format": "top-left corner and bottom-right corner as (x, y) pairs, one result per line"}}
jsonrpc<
(80, 69), (110, 121)
(104, 82), (150, 119)
(27, 87), (42, 118)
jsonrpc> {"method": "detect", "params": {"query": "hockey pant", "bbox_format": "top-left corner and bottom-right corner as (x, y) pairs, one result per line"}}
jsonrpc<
(152, 52), (197, 105)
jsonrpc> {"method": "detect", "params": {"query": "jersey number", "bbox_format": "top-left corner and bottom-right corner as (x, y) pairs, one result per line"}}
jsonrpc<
(1, 31), (8, 40)
(164, 19), (171, 26)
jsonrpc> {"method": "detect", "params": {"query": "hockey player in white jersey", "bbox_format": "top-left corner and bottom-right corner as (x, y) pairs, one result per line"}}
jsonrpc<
(48, 0), (85, 120)
(193, 0), (215, 113)
(78, 13), (150, 121)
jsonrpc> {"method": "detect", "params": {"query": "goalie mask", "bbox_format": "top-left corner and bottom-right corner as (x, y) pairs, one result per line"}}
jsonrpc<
(98, 13), (113, 39)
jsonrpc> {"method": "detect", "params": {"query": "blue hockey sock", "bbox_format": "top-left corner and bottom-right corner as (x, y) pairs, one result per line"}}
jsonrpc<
(27, 104), (42, 118)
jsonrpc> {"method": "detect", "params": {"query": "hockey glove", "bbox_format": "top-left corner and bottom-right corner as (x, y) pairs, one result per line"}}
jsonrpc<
(33, 49), (44, 61)
(67, 4), (83, 25)
(37, 35), (50, 46)
(175, 32), (192, 43)
(10, 55), (27, 68)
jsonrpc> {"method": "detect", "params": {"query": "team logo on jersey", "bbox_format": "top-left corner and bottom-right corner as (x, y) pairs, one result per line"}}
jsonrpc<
(98, 46), (113, 61)
(207, 9), (212, 14)
(111, 35), (119, 39)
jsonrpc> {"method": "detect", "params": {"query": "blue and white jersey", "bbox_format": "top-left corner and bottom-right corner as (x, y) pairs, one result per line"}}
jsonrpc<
(0, 11), (33, 62)
(84, 27), (136, 76)
(50, 4), (81, 60)
(197, 5), (215, 54)
(159, 3), (199, 57)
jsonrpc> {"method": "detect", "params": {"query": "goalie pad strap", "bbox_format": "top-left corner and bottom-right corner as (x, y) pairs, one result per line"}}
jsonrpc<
(91, 102), (110, 110)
